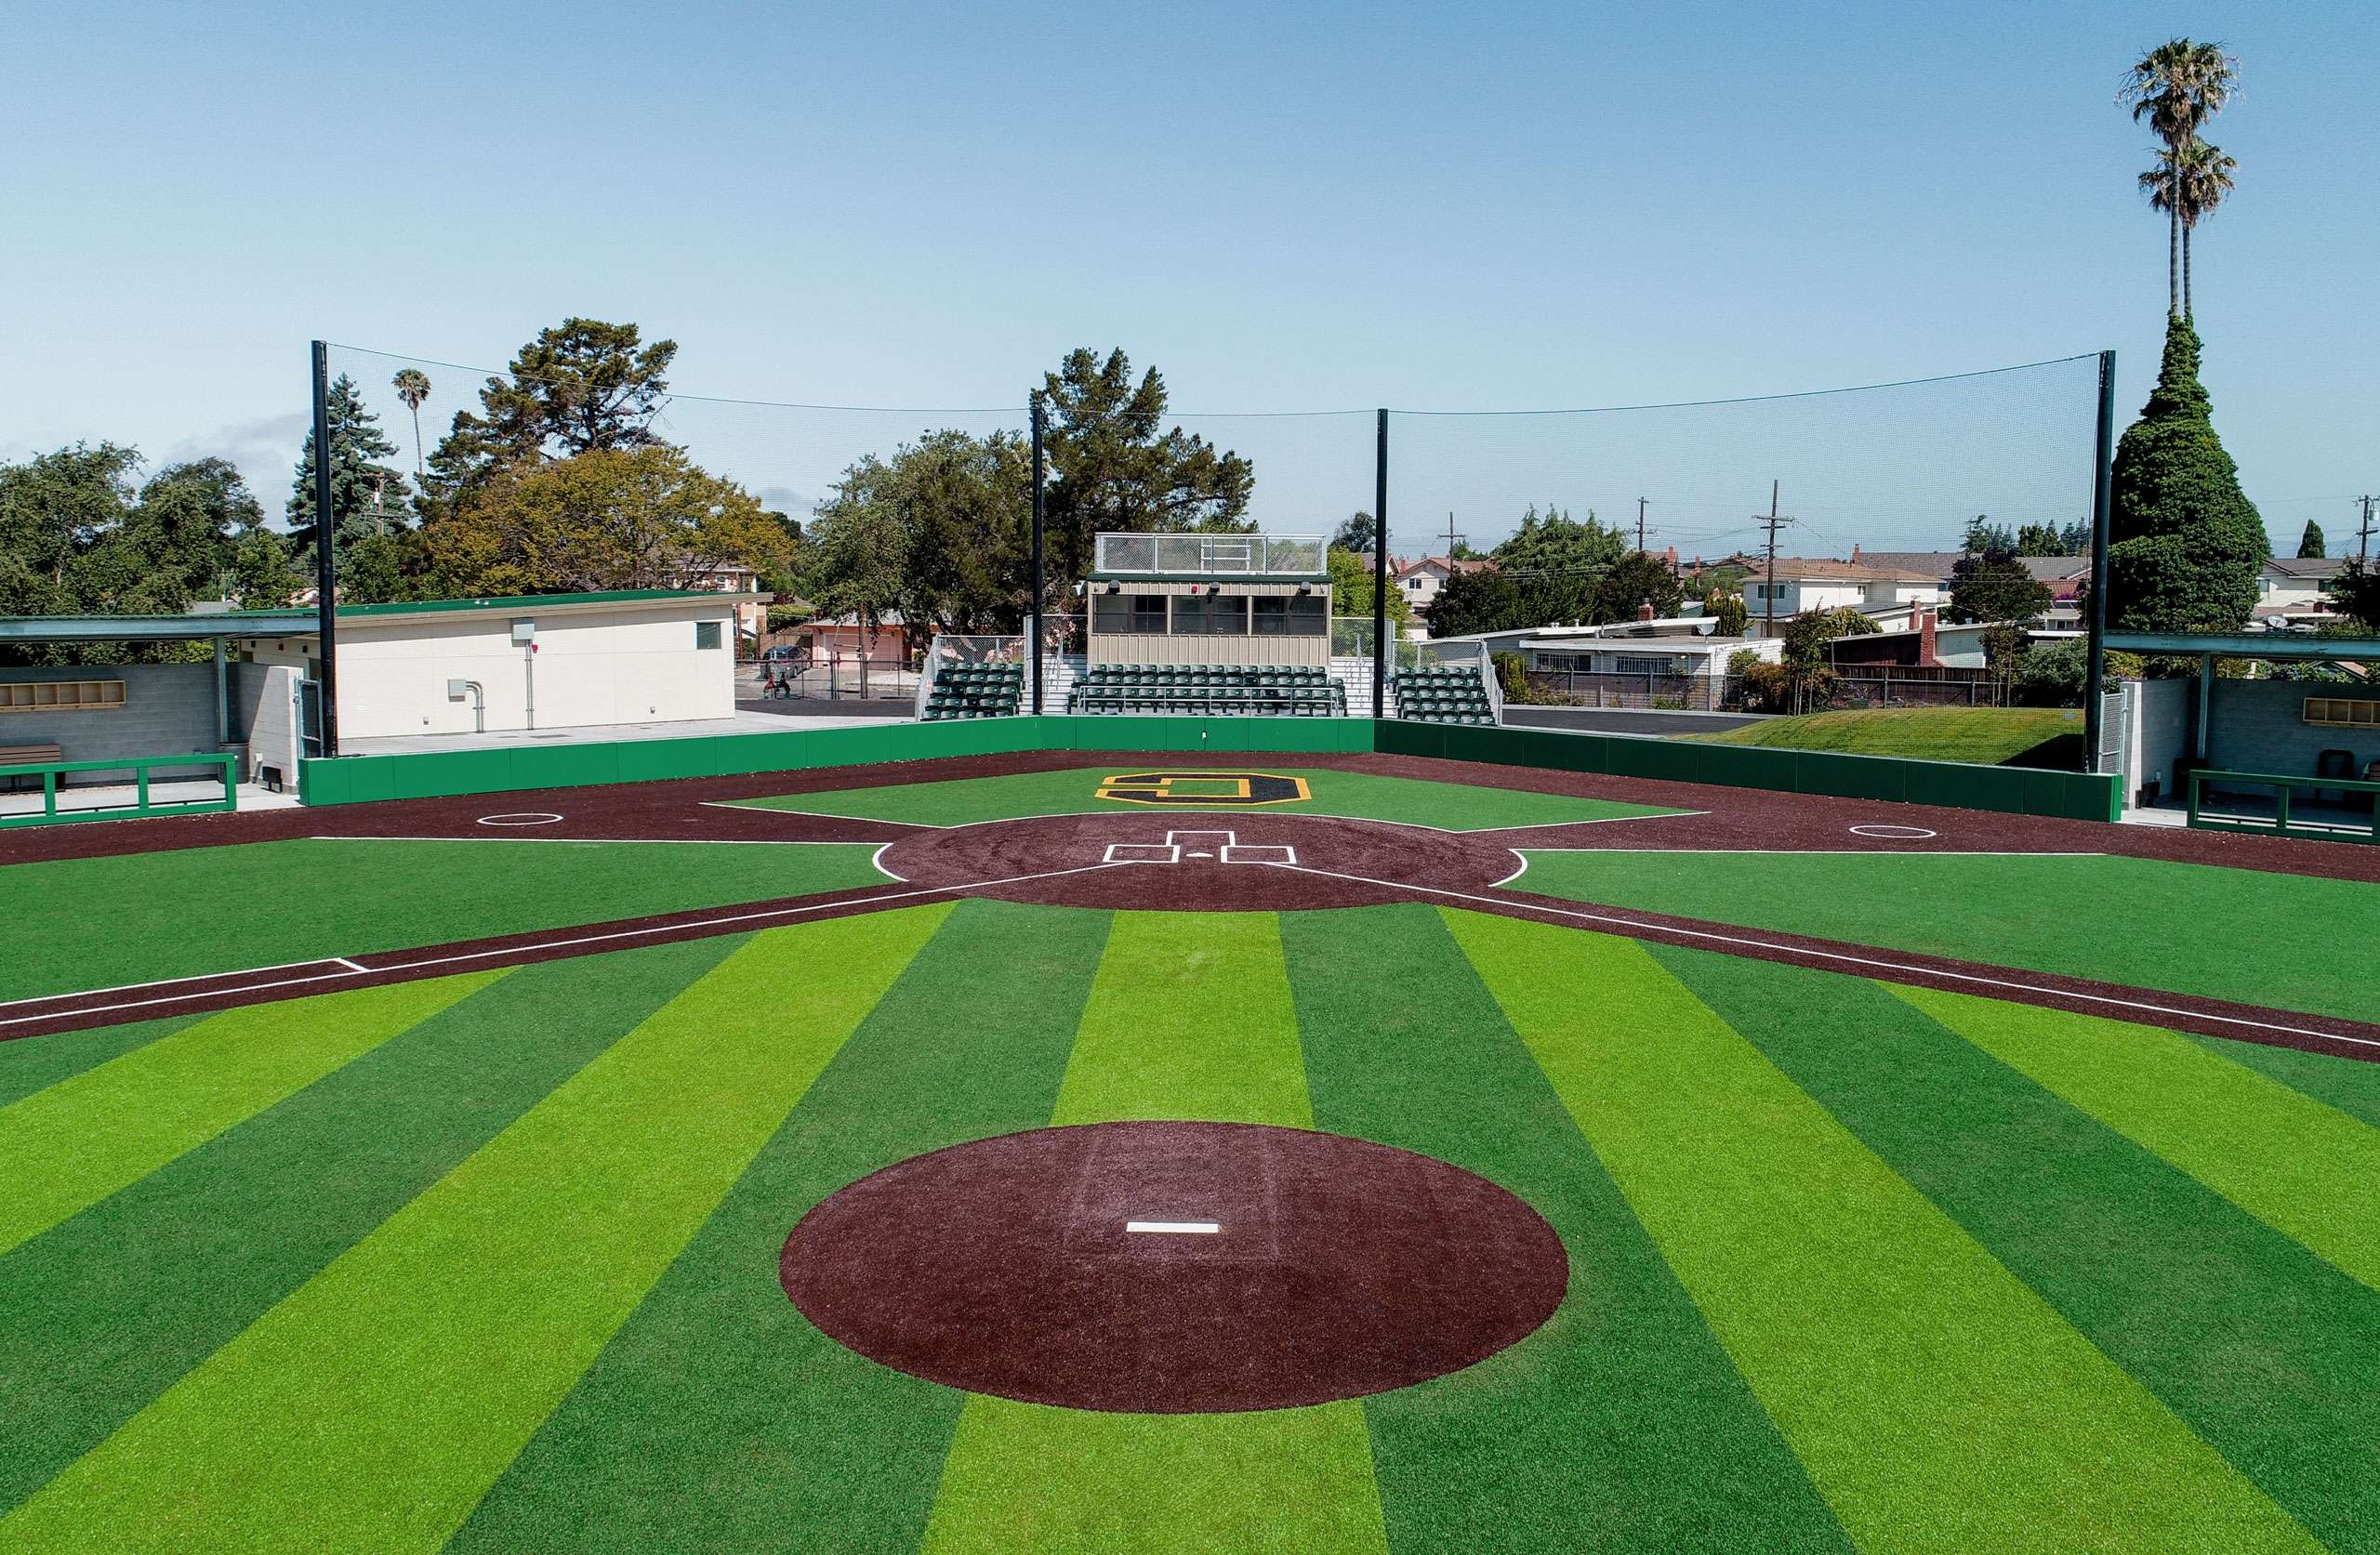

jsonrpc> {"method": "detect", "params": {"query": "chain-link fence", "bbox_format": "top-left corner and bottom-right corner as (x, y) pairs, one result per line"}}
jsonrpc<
(1515, 668), (2011, 713)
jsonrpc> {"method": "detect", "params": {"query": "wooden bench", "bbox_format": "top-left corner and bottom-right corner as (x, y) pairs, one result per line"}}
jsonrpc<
(0, 743), (65, 792)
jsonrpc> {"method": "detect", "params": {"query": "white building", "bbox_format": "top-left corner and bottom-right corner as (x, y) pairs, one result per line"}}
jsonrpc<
(243, 589), (760, 741)
(1739, 558), (1945, 633)
(2255, 557), (2346, 622)
(1394, 555), (1496, 614)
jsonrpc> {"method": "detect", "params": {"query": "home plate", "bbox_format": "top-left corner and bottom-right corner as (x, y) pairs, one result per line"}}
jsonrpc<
(1127, 1220), (1221, 1233)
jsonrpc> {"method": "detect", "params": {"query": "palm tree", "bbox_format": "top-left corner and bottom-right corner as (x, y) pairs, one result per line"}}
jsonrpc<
(2174, 138), (2237, 318)
(2120, 38), (2239, 317)
(391, 368), (431, 480)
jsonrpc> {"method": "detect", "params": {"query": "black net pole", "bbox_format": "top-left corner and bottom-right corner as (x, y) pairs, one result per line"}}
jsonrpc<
(1372, 409), (1388, 719)
(1029, 395), (1046, 715)
(310, 340), (340, 758)
(2082, 349), (2116, 777)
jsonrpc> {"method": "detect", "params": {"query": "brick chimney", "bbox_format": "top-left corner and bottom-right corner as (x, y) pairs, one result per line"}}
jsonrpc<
(1851, 543), (1862, 562)
(1915, 606), (1939, 667)
(1637, 600), (1657, 622)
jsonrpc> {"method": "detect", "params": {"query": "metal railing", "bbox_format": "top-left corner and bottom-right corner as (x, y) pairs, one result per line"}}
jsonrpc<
(1092, 533), (1325, 577)
(1516, 670), (2015, 714)
(2187, 767), (2380, 844)
(0, 753), (238, 829)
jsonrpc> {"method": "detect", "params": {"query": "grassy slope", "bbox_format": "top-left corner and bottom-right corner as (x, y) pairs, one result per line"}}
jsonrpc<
(0, 837), (886, 1002)
(734, 765), (1680, 832)
(1514, 850), (2378, 1021)
(1683, 706), (2082, 766)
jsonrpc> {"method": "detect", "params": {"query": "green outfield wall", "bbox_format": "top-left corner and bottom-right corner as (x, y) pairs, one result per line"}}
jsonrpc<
(298, 716), (2119, 824)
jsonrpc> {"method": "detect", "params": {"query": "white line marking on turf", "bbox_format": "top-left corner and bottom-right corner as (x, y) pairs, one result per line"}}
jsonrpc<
(1515, 849), (2109, 857)
(333, 957), (371, 972)
(1258, 861), (2379, 1050)
(476, 812), (563, 826)
(1477, 810), (1711, 834)
(871, 841), (906, 881)
(0, 862), (1131, 1030)
(1849, 824), (1937, 839)
(1127, 1221), (1220, 1233)
(1492, 851), (1529, 887)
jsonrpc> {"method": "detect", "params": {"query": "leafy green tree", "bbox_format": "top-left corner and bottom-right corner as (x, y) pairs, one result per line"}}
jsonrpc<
(1588, 551), (1685, 623)
(1705, 589), (1749, 636)
(427, 319), (677, 500)
(2057, 520), (2092, 554)
(806, 489), (910, 694)
(1490, 505), (1623, 578)
(232, 524), (303, 609)
(1326, 545), (1412, 631)
(425, 445), (788, 597)
(2297, 520), (2327, 559)
(0, 443), (141, 618)
(1329, 512), (1375, 552)
(2105, 317), (2266, 632)
(1038, 349), (1255, 599)
(1981, 622), (2031, 698)
(1947, 547), (2054, 624)
(2122, 38), (2239, 317)
(2015, 523), (2065, 555)
(1963, 515), (2016, 554)
(288, 375), (408, 584)
(2328, 561), (2380, 632)
(808, 430), (1032, 635)
(1427, 566), (1523, 638)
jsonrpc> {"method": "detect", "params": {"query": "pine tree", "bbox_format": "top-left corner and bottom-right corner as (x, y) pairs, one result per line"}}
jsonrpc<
(2104, 317), (2266, 632)
(2297, 520), (2326, 559)
(288, 375), (407, 554)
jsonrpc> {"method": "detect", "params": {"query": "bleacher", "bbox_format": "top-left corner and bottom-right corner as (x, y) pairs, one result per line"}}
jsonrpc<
(921, 662), (1024, 720)
(1067, 665), (1348, 717)
(1392, 665), (1497, 725)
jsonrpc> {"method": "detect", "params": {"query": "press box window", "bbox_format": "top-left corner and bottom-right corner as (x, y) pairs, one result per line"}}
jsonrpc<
(1173, 594), (1247, 635)
(1253, 597), (1328, 637)
(1093, 594), (1170, 635)
(695, 621), (723, 651)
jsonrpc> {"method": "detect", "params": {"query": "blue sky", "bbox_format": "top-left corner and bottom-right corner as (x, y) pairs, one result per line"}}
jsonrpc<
(3, 1), (2372, 559)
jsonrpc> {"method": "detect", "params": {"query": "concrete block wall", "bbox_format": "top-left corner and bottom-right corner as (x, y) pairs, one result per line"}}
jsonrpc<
(2207, 678), (2379, 780)
(0, 663), (223, 781)
(2130, 677), (2192, 805)
(233, 662), (303, 784)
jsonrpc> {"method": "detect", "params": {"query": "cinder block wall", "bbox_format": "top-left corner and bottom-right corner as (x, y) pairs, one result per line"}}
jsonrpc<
(0, 663), (222, 780)
(2206, 678), (2376, 779)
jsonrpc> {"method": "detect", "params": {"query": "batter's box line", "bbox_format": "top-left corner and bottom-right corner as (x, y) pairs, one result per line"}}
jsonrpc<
(1104, 842), (1181, 864)
(1220, 843), (1297, 865)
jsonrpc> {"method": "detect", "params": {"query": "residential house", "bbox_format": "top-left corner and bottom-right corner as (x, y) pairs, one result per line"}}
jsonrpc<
(2255, 556), (2347, 623)
(1395, 555), (1496, 615)
(1737, 558), (1944, 635)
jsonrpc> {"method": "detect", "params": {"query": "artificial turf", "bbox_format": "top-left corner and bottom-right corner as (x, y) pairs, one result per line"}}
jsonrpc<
(728, 764), (1684, 832)
(1683, 706), (2084, 766)
(0, 837), (889, 1003)
(10, 898), (2380, 1551)
(1516, 848), (2379, 1021)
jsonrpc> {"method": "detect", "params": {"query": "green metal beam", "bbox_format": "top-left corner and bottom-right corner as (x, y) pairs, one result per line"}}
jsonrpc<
(0, 614), (316, 644)
(2104, 630), (2380, 662)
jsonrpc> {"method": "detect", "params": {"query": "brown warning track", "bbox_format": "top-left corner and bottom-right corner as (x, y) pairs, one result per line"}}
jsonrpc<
(780, 1121), (1569, 1413)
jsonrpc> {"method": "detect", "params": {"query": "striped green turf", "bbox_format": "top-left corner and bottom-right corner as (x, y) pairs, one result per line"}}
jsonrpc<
(2183, 1031), (2380, 1132)
(0, 973), (504, 1259)
(447, 898), (1110, 1554)
(0, 937), (740, 1515)
(734, 765), (1680, 832)
(1662, 947), (2380, 1549)
(2, 837), (889, 1002)
(1285, 904), (1847, 1553)
(0, 908), (947, 1555)
(1449, 911), (2317, 1554)
(1514, 850), (2374, 1021)
(1895, 984), (2380, 1295)
(921, 910), (1390, 1555)
(0, 1013), (199, 1110)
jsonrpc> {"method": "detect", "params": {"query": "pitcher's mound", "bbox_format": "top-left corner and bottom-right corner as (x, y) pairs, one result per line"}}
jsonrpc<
(781, 1120), (1567, 1413)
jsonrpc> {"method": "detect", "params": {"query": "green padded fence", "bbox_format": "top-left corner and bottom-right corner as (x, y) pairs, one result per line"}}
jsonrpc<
(0, 753), (237, 829)
(298, 714), (2116, 823)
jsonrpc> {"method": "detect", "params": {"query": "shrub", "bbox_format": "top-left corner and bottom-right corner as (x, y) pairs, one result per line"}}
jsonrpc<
(2106, 317), (2266, 632)
(1492, 651), (1529, 704)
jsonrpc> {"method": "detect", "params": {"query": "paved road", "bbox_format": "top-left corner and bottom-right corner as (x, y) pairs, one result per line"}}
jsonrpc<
(1501, 706), (1765, 737)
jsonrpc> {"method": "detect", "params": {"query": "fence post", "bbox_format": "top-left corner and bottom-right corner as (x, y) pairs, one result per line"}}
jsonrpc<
(1029, 396), (1046, 715)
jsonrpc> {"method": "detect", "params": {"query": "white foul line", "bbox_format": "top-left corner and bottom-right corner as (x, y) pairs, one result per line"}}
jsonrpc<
(1127, 1220), (1221, 1233)
(0, 862), (1130, 1031)
(1262, 862), (2378, 1050)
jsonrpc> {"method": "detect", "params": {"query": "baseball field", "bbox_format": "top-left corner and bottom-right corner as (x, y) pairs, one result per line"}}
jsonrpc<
(3, 751), (2377, 1553)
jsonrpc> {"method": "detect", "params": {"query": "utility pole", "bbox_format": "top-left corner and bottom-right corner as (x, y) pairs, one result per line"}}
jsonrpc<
(1758, 480), (1794, 639)
(1636, 497), (1648, 555)
(2358, 495), (2376, 563)
(1441, 510), (1464, 560)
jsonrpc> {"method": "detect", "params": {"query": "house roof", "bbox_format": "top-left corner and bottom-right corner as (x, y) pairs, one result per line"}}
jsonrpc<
(1396, 555), (1495, 579)
(2263, 556), (2347, 579)
(1739, 557), (1942, 585)
(1849, 549), (1964, 579)
(2016, 556), (2092, 582)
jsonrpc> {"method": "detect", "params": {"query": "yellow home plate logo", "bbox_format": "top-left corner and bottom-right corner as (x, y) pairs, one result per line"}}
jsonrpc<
(1096, 771), (1311, 807)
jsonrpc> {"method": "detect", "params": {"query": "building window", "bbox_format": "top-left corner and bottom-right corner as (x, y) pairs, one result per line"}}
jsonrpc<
(1615, 654), (1673, 676)
(1092, 594), (1170, 634)
(1753, 583), (1786, 602)
(1173, 593), (1248, 635)
(695, 621), (723, 651)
